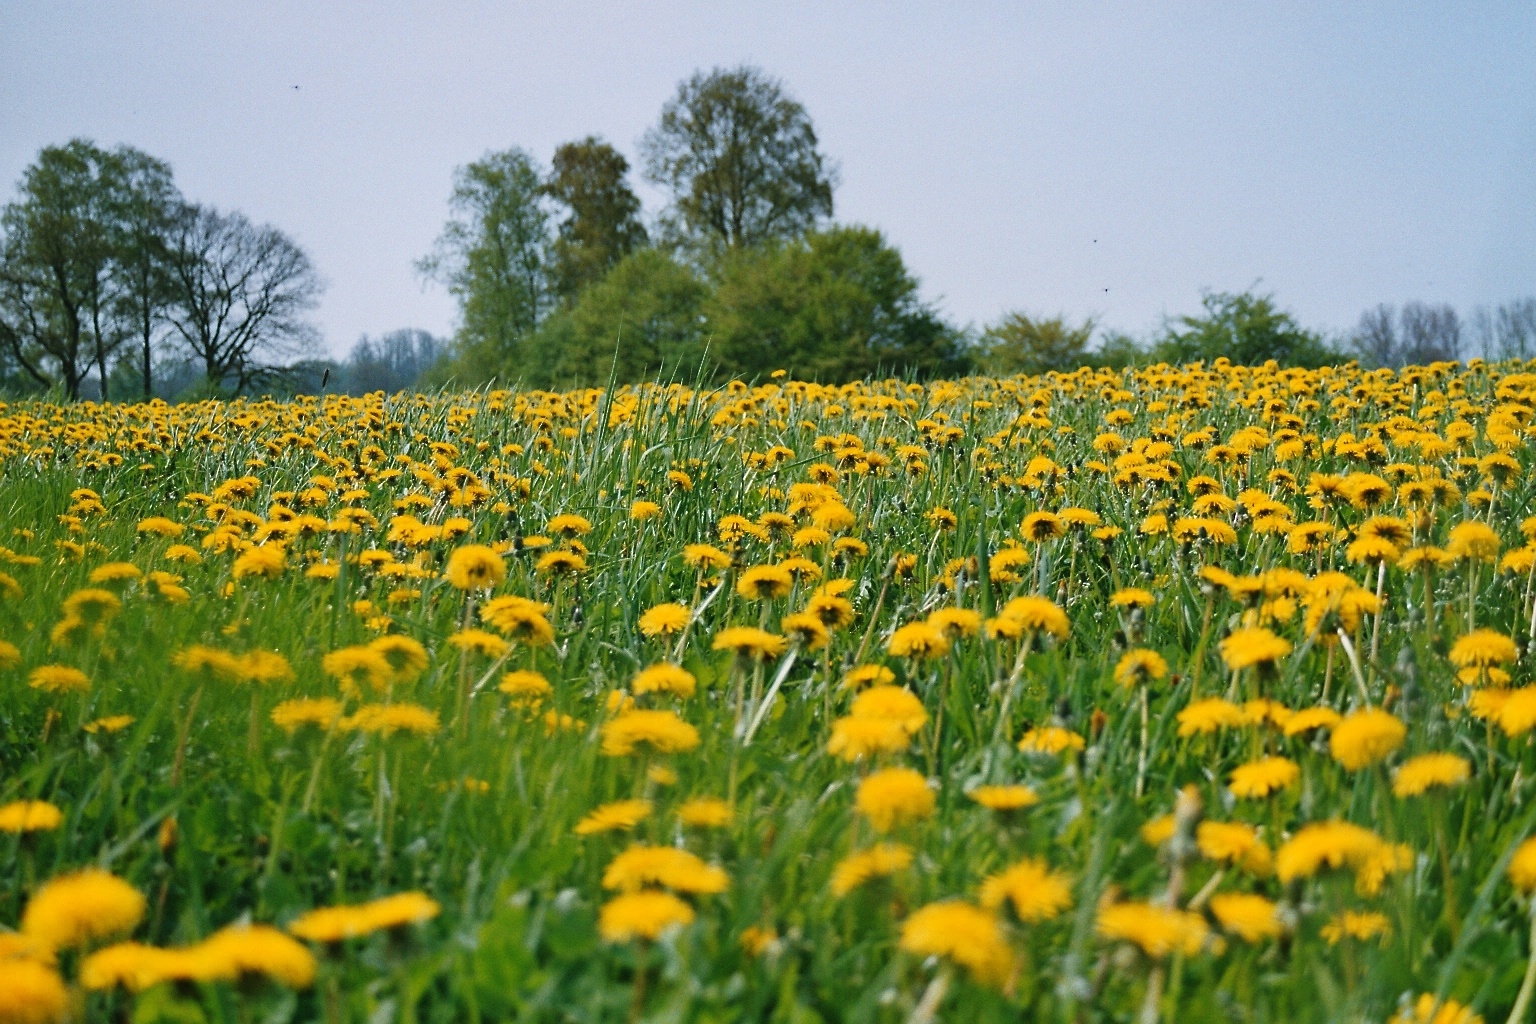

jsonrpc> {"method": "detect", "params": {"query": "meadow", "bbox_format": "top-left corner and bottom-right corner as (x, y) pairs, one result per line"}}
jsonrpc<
(4, 361), (1536, 1024)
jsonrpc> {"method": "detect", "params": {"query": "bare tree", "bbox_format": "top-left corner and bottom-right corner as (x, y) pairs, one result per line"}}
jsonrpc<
(1352, 304), (1399, 367)
(163, 205), (322, 391)
(1399, 302), (1460, 365)
(1496, 299), (1536, 360)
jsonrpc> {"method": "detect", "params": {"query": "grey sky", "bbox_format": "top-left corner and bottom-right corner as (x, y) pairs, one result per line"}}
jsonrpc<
(4, 2), (1533, 356)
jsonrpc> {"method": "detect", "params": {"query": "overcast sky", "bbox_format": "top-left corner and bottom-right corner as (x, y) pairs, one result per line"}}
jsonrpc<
(4, 2), (1534, 356)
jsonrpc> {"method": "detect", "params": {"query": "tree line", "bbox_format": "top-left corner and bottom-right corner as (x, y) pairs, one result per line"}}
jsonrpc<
(417, 65), (964, 388)
(0, 140), (328, 399)
(5, 65), (1532, 399)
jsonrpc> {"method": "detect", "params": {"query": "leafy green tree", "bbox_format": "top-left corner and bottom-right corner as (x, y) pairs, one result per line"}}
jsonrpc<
(543, 138), (647, 302)
(1153, 290), (1334, 367)
(642, 66), (835, 252)
(0, 139), (125, 398)
(109, 148), (182, 398)
(523, 248), (709, 388)
(977, 313), (1096, 375)
(419, 148), (552, 377)
(705, 226), (962, 380)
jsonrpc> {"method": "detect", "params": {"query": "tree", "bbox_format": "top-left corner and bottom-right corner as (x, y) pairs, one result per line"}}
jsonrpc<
(109, 148), (182, 398)
(419, 148), (552, 375)
(1478, 298), (1536, 360)
(1353, 302), (1467, 368)
(1398, 302), (1460, 365)
(705, 226), (962, 381)
(642, 65), (835, 252)
(1154, 290), (1333, 367)
(341, 328), (447, 394)
(0, 139), (124, 398)
(162, 205), (322, 391)
(543, 138), (647, 302)
(1352, 304), (1399, 368)
(977, 313), (1097, 376)
(523, 248), (709, 388)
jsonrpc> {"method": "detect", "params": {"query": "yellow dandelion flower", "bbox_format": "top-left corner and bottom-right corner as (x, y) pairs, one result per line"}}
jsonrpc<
(979, 857), (1072, 922)
(444, 544), (506, 590)
(856, 767), (935, 833)
(677, 798), (733, 828)
(22, 869), (145, 949)
(638, 603), (691, 636)
(1329, 708), (1406, 770)
(602, 845), (729, 893)
(1229, 756), (1300, 799)
(967, 784), (1040, 812)
(600, 709), (700, 756)
(1219, 627), (1293, 672)
(1320, 910), (1390, 944)
(598, 890), (694, 942)
(1177, 697), (1246, 737)
(831, 843), (913, 897)
(573, 799), (652, 836)
(1114, 648), (1169, 688)
(1209, 892), (1282, 942)
(887, 621), (950, 659)
(899, 901), (1013, 986)
(1392, 752), (1471, 797)
(1018, 725), (1087, 756)
(26, 665), (89, 694)
(1096, 901), (1208, 958)
(711, 626), (787, 661)
(0, 801), (63, 834)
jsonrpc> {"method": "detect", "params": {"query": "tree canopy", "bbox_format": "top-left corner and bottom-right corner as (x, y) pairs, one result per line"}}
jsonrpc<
(543, 137), (647, 302)
(1152, 290), (1335, 367)
(642, 65), (835, 252)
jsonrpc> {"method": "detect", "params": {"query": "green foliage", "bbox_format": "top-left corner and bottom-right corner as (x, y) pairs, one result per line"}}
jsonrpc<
(419, 148), (553, 377)
(544, 137), (648, 303)
(704, 226), (964, 381)
(642, 65), (835, 252)
(975, 313), (1096, 376)
(1152, 290), (1335, 367)
(524, 248), (710, 388)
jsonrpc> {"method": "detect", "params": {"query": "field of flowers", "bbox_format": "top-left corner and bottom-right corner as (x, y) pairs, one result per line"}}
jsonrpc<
(5, 361), (1536, 1023)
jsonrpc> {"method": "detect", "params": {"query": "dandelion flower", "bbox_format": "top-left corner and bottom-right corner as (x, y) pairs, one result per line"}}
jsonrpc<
(598, 890), (694, 942)
(1114, 649), (1169, 688)
(343, 703), (441, 737)
(899, 901), (1013, 986)
(1390, 995), (1483, 1024)
(601, 709), (700, 756)
(638, 603), (691, 637)
(1096, 901), (1208, 958)
(1229, 757), (1300, 799)
(1209, 893), (1282, 942)
(1392, 752), (1471, 797)
(0, 959), (67, 1024)
(736, 564), (793, 600)
(841, 664), (895, 690)
(271, 698), (344, 733)
(968, 784), (1040, 812)
(849, 686), (928, 734)
(445, 544), (506, 590)
(574, 799), (652, 836)
(27, 665), (89, 694)
(855, 768), (935, 833)
(1196, 821), (1272, 875)
(22, 869), (145, 949)
(887, 621), (951, 660)
(979, 857), (1073, 922)
(1018, 726), (1087, 756)
(711, 626), (787, 661)
(602, 845), (729, 893)
(995, 595), (1070, 639)
(831, 843), (913, 897)
(1320, 910), (1390, 944)
(1177, 697), (1246, 737)
(1329, 708), (1405, 771)
(1508, 836), (1536, 894)
(232, 545), (286, 580)
(0, 801), (62, 834)
(288, 892), (439, 942)
(677, 798), (733, 828)
(1219, 627), (1293, 672)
